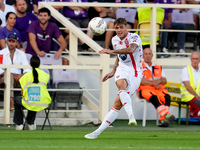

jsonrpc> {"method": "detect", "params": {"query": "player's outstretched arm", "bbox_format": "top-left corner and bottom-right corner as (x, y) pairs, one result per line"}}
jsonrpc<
(99, 49), (114, 54)
(113, 43), (138, 54)
(102, 72), (114, 82)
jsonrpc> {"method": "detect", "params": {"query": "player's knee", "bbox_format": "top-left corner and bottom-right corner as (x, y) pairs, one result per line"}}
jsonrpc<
(118, 90), (129, 103)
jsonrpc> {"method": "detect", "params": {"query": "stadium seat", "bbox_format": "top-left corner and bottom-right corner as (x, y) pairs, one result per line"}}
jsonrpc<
(52, 69), (82, 110)
(25, 53), (32, 64)
(137, 21), (162, 43)
(116, 8), (136, 25)
(133, 91), (159, 127)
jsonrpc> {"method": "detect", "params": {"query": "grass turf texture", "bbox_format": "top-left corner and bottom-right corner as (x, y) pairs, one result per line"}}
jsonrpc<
(0, 120), (200, 150)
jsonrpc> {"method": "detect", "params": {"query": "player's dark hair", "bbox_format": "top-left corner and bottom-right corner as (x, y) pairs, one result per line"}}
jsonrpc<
(114, 18), (127, 26)
(38, 7), (51, 16)
(30, 56), (40, 83)
(5, 12), (16, 21)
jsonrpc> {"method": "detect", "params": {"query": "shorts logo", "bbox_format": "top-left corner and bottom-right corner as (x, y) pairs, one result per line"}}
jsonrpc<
(116, 75), (120, 78)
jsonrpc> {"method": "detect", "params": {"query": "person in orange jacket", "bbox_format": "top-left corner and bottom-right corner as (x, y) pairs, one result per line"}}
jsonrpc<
(138, 48), (175, 127)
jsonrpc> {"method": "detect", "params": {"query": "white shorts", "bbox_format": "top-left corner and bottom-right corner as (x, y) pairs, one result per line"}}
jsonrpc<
(115, 67), (142, 96)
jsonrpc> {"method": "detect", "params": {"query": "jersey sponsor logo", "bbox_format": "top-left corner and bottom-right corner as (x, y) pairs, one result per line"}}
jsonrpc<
(119, 54), (127, 61)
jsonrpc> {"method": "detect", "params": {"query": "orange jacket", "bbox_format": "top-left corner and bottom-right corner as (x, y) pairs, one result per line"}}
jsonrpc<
(139, 62), (166, 91)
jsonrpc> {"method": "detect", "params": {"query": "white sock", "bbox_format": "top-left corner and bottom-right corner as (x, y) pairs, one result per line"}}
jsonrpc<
(94, 107), (119, 135)
(119, 90), (133, 119)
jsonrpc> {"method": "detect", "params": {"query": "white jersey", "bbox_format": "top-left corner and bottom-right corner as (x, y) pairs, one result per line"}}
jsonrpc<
(112, 32), (143, 77)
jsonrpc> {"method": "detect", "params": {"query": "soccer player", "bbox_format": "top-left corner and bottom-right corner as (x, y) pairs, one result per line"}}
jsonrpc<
(84, 17), (143, 139)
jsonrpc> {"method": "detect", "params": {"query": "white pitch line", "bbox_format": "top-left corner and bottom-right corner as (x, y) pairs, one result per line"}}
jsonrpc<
(0, 146), (198, 149)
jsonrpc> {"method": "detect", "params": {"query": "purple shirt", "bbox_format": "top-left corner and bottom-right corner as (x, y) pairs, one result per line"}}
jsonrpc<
(154, 0), (173, 20)
(14, 12), (38, 42)
(26, 20), (62, 55)
(63, 0), (88, 19)
(0, 27), (22, 43)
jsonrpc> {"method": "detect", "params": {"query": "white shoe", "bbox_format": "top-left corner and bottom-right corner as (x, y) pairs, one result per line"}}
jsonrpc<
(16, 124), (23, 130)
(28, 124), (36, 130)
(161, 47), (170, 58)
(178, 49), (187, 57)
(179, 49), (186, 53)
(162, 47), (169, 53)
(128, 115), (137, 127)
(84, 132), (99, 139)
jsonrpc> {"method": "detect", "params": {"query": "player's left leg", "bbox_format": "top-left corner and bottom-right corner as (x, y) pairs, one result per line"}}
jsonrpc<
(84, 97), (122, 139)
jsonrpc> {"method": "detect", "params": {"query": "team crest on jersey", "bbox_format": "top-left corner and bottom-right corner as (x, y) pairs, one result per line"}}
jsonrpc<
(119, 54), (127, 60)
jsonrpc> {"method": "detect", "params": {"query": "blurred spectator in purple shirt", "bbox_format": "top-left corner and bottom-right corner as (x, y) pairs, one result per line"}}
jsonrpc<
(14, 0), (38, 49)
(62, 0), (94, 52)
(26, 7), (69, 65)
(0, 12), (23, 51)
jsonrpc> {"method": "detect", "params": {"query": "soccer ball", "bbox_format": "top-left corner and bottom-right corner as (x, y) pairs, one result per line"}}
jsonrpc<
(88, 17), (107, 36)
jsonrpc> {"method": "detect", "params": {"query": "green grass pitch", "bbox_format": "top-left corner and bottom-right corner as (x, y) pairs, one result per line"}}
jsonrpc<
(0, 120), (200, 150)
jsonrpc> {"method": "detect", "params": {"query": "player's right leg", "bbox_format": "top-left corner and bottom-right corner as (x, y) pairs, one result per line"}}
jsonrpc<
(116, 79), (137, 126)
